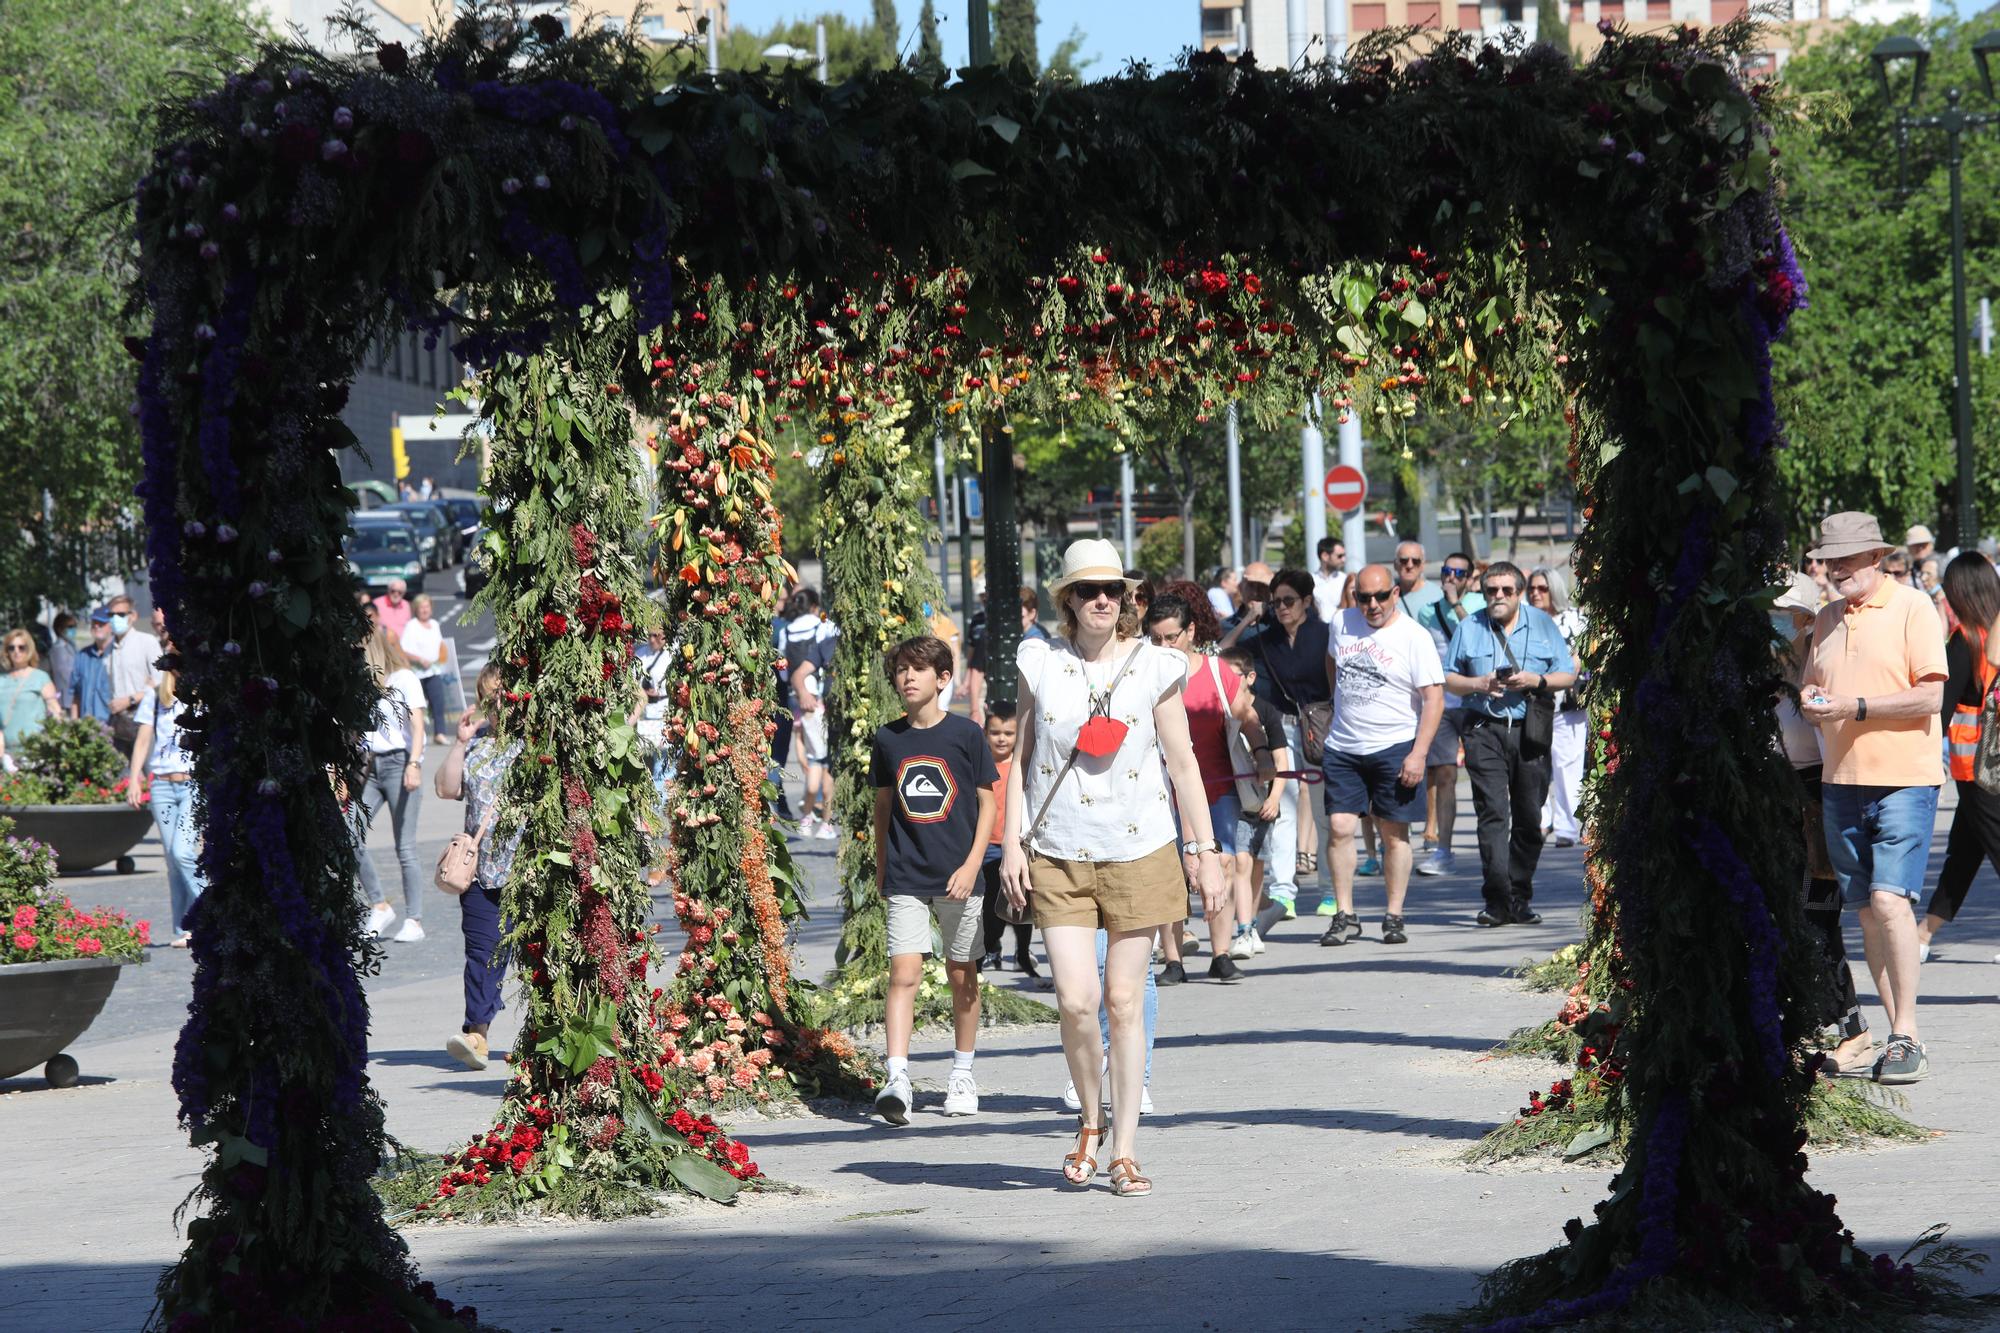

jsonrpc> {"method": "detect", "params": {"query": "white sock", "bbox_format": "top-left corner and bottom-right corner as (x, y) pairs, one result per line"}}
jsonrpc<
(952, 1050), (975, 1074)
(886, 1056), (909, 1081)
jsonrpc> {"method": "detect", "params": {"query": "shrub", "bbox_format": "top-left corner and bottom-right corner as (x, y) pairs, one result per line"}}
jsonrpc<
(2, 717), (130, 806)
(0, 816), (149, 962)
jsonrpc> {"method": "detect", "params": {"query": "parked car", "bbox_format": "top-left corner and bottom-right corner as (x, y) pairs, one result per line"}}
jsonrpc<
(382, 502), (459, 569)
(344, 524), (426, 595)
(349, 479), (398, 509)
(439, 496), (483, 543)
(459, 526), (491, 603)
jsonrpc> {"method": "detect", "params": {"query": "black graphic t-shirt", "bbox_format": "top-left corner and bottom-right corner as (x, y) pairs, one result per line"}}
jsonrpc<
(870, 713), (1000, 897)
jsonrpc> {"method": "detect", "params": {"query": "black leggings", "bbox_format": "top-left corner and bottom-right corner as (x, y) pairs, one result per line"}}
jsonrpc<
(980, 856), (1030, 957)
(1800, 767), (1865, 1041)
(1926, 779), (2000, 923)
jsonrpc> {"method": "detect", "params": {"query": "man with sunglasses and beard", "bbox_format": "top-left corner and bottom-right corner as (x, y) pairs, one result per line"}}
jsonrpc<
(1444, 561), (1578, 927)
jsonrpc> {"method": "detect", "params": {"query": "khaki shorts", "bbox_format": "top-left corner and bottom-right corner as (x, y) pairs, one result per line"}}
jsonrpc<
(1030, 841), (1187, 934)
(886, 893), (984, 962)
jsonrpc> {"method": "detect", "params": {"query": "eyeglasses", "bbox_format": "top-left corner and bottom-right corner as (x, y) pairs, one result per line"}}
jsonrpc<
(1069, 581), (1124, 603)
(1395, 557), (1424, 568)
(1354, 590), (1395, 605)
(1441, 566), (1471, 580)
(3, 643), (28, 654)
(1147, 625), (1189, 645)
(1270, 595), (1303, 608)
(1483, 584), (1519, 598)
(1528, 583), (1550, 594)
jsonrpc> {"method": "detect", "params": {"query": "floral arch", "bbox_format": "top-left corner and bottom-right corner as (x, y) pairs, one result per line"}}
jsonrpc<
(133, 12), (1934, 1331)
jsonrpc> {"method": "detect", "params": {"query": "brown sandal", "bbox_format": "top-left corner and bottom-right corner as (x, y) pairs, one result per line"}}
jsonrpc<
(1107, 1157), (1153, 1197)
(1296, 850), (1318, 876)
(1063, 1120), (1106, 1185)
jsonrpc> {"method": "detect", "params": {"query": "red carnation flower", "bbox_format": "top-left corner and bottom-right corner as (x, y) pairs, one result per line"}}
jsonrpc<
(543, 612), (568, 638)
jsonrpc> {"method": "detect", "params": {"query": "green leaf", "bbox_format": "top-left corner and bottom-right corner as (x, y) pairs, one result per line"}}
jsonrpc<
(1704, 466), (1739, 504)
(546, 849), (573, 866)
(1576, 159), (1603, 179)
(1399, 298), (1428, 328)
(949, 159), (996, 181)
(979, 115), (1021, 144)
(630, 1098), (675, 1148)
(668, 1153), (743, 1203)
(1564, 1123), (1614, 1158)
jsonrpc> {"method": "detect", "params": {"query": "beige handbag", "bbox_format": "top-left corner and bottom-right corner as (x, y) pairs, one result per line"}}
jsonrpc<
(435, 805), (494, 897)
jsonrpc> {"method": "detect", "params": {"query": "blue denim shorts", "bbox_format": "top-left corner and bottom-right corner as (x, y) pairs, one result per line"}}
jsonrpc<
(1208, 788), (1243, 854)
(1322, 744), (1426, 825)
(1820, 783), (1940, 906)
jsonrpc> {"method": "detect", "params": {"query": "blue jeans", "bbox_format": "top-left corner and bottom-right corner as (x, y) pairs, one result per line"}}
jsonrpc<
(149, 778), (205, 934)
(1821, 783), (1940, 907)
(1096, 928), (1156, 1083)
(355, 750), (425, 919)
(461, 880), (509, 1030)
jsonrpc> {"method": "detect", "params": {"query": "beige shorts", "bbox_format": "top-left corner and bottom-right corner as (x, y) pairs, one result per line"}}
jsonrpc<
(886, 893), (984, 962)
(1030, 841), (1187, 934)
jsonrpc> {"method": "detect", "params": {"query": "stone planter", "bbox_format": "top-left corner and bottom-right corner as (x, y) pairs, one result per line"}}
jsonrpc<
(0, 957), (126, 1087)
(3, 803), (156, 875)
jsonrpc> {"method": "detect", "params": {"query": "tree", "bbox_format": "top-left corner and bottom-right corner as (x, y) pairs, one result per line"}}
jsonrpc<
(871, 0), (902, 65)
(1537, 0), (1571, 58)
(0, 0), (257, 620)
(914, 1), (947, 80)
(993, 0), (1038, 72)
(1768, 18), (2000, 549)
(1401, 405), (1572, 557)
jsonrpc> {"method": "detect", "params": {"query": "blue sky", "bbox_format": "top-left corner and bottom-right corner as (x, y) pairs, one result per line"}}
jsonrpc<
(728, 1), (1202, 76)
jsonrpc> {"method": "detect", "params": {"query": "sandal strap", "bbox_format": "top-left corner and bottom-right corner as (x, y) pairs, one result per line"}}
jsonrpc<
(1107, 1157), (1152, 1191)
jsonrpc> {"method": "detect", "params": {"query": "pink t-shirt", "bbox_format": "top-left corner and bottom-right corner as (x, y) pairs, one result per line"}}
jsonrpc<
(1183, 655), (1241, 803)
(374, 595), (413, 639)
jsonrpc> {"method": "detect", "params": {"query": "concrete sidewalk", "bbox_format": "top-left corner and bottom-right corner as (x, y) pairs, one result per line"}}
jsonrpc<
(6, 780), (1999, 1331)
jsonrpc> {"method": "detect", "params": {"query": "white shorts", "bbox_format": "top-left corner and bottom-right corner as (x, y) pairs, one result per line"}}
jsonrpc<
(798, 709), (828, 765)
(886, 893), (984, 962)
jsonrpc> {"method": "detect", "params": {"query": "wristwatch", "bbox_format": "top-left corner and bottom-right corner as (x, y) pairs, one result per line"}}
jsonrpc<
(1181, 838), (1218, 856)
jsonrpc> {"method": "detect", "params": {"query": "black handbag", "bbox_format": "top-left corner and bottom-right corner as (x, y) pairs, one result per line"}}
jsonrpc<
(1497, 624), (1555, 760)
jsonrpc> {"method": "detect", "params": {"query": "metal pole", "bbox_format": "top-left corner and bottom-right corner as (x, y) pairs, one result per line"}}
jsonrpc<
(1981, 296), (1993, 357)
(1225, 404), (1245, 570)
(1120, 449), (1137, 567)
(1287, 0), (1311, 66)
(815, 19), (828, 82)
(706, 17), (719, 76)
(980, 421), (1021, 706)
(1338, 406), (1364, 571)
(958, 467), (976, 621)
(967, 0), (992, 67)
(1302, 393), (1328, 565)
(1324, 0), (1348, 65)
(1946, 93), (1978, 550)
(933, 430), (951, 595)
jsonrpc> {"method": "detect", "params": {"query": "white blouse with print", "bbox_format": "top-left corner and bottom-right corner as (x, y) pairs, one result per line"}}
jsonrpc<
(1017, 635), (1188, 863)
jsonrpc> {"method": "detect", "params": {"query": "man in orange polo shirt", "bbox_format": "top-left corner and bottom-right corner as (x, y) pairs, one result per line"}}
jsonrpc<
(1801, 512), (1949, 1084)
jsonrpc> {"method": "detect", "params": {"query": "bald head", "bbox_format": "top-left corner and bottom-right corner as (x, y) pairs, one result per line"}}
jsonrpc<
(1354, 563), (1398, 625)
(1354, 564), (1394, 596)
(1243, 561), (1274, 584)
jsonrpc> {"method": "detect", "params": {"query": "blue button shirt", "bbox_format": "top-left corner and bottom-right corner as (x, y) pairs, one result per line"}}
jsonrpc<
(68, 644), (112, 723)
(1445, 606), (1571, 721)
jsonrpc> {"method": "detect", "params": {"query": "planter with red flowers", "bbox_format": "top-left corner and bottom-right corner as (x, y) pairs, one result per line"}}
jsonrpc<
(0, 717), (153, 874)
(0, 816), (150, 1087)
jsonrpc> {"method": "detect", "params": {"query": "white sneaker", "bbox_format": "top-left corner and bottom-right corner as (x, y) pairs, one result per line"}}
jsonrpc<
(392, 918), (426, 943)
(1229, 929), (1257, 960)
(875, 1071), (912, 1125)
(943, 1070), (979, 1116)
(1063, 1055), (1111, 1111)
(1061, 1079), (1082, 1111)
(1919, 941), (1931, 964)
(1139, 1086), (1155, 1115)
(1414, 848), (1445, 877)
(815, 819), (841, 841)
(796, 814), (821, 838)
(364, 903), (395, 938)
(1249, 927), (1265, 956)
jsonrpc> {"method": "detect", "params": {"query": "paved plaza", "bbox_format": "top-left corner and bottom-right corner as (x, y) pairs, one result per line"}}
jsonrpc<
(6, 778), (2000, 1330)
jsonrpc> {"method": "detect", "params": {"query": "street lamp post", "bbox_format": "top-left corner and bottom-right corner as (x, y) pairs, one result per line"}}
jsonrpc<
(1871, 31), (2000, 551)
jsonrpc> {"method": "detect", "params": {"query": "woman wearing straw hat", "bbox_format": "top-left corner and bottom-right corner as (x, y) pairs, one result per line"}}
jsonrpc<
(999, 538), (1224, 1198)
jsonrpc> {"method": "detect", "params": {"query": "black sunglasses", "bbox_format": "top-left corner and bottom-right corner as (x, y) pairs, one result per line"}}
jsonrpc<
(1483, 584), (1519, 598)
(1270, 594), (1304, 608)
(1529, 583), (1551, 593)
(1395, 557), (1424, 567)
(1441, 566), (1471, 579)
(1354, 590), (1395, 605)
(1069, 581), (1124, 603)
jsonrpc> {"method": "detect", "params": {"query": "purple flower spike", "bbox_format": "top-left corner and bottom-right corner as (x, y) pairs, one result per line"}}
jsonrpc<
(222, 640), (242, 657)
(533, 173), (551, 190)
(333, 106), (354, 130)
(266, 548), (283, 564)
(194, 323), (217, 341)
(221, 203), (240, 223)
(287, 66), (308, 86)
(1627, 150), (1647, 166)
(216, 524), (237, 543)
(247, 581), (269, 599)
(502, 177), (523, 195)
(1598, 135), (1617, 153)
(1598, 16), (1615, 32)
(201, 241), (221, 261)
(184, 520), (207, 538)
(321, 139), (348, 161)
(256, 778), (282, 798)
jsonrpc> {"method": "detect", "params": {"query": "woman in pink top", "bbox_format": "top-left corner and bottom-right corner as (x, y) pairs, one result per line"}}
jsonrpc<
(1142, 589), (1274, 981)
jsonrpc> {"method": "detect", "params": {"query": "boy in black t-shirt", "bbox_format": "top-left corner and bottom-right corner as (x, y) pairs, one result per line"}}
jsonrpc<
(870, 634), (999, 1125)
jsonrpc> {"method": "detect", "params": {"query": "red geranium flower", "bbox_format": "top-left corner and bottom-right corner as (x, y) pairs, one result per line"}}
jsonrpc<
(543, 612), (568, 637)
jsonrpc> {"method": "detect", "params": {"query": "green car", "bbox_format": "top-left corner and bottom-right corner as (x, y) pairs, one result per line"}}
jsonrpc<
(344, 524), (426, 594)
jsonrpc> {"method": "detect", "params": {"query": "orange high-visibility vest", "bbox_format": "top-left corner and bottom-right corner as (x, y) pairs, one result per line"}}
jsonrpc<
(1947, 627), (1996, 783)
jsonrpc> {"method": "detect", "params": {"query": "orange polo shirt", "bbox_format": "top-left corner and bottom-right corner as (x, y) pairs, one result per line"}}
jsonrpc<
(1803, 576), (1949, 787)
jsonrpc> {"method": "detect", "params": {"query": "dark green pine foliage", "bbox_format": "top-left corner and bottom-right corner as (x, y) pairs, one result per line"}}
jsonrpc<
(993, 0), (1037, 72)
(1538, 0), (1571, 58)
(913, 0), (947, 80)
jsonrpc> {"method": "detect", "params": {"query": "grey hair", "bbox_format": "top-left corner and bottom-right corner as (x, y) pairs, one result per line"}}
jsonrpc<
(1528, 565), (1570, 614)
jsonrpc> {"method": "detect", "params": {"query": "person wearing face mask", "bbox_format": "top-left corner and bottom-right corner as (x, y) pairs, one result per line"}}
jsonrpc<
(103, 594), (162, 757)
(1772, 574), (1873, 1077)
(67, 607), (115, 723)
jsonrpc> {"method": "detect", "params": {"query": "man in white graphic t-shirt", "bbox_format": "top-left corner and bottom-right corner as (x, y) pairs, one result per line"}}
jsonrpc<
(1318, 564), (1444, 948)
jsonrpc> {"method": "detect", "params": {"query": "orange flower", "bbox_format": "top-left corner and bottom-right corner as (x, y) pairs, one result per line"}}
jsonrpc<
(679, 563), (702, 585)
(729, 444), (757, 470)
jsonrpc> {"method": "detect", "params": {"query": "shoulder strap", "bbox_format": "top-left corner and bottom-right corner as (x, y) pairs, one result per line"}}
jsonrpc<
(1495, 616), (1522, 673)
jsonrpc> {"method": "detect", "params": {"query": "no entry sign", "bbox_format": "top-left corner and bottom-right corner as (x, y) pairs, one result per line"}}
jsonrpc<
(1324, 464), (1368, 514)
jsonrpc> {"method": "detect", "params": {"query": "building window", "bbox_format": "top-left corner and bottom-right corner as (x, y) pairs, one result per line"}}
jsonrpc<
(1355, 2), (1388, 28)
(1458, 2), (1483, 24)
(1409, 0), (1442, 23)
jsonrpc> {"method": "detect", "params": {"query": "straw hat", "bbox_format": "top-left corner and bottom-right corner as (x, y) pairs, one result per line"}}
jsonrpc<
(1804, 512), (1892, 561)
(1047, 538), (1140, 599)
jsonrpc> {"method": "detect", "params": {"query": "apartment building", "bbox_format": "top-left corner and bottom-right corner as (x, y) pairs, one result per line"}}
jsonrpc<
(1201, 0), (1929, 70)
(252, 0), (727, 48)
